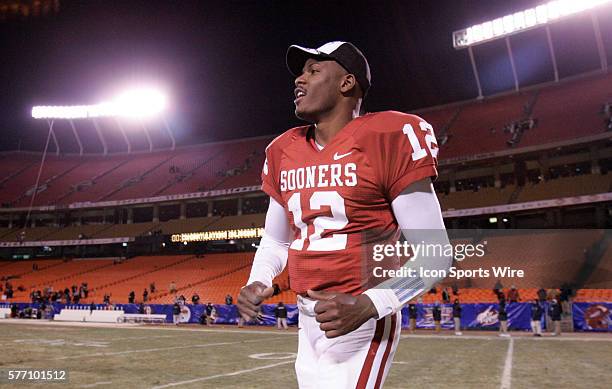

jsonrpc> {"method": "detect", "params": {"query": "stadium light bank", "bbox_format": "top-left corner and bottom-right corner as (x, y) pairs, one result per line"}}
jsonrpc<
(30, 88), (174, 156)
(452, 0), (611, 98)
(31, 88), (167, 119)
(453, 0), (612, 48)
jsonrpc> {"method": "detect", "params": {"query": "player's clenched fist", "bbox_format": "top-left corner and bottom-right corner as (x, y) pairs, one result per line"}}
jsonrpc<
(237, 281), (275, 321)
(307, 289), (379, 338)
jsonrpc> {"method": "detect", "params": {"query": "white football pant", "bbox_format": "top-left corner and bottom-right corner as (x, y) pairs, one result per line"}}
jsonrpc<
(295, 295), (401, 389)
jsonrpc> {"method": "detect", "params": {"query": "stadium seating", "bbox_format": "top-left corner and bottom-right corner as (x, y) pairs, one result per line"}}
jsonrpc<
(436, 92), (532, 159)
(0, 259), (64, 281)
(17, 156), (127, 207)
(438, 185), (516, 210)
(523, 72), (612, 147)
(1, 253), (297, 305)
(516, 173), (612, 203)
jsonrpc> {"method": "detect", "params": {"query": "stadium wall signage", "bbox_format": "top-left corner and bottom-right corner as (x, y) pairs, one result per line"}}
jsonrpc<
(0, 187), (609, 220)
(171, 227), (265, 243)
(0, 237), (132, 248)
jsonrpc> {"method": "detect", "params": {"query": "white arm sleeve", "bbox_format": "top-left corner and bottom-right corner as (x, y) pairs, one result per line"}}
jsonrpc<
(363, 178), (452, 319)
(246, 197), (291, 287)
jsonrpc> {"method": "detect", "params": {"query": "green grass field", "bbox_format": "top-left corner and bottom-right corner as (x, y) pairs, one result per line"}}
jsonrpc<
(0, 321), (610, 388)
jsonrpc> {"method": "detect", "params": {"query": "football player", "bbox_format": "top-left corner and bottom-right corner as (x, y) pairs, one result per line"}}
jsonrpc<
(238, 41), (451, 388)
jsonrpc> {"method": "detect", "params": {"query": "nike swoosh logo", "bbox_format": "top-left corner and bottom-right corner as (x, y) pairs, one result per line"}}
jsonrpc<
(333, 151), (353, 160)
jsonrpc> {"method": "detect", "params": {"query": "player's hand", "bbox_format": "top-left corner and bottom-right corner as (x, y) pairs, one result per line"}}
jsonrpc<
(237, 282), (275, 321)
(307, 289), (378, 338)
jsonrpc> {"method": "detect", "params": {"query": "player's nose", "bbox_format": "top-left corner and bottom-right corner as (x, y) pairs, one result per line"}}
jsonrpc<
(294, 72), (307, 87)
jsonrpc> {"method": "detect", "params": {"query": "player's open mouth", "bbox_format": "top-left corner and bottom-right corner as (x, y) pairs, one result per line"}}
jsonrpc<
(294, 88), (306, 104)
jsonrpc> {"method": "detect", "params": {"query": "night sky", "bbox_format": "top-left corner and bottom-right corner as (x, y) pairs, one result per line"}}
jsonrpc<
(1, 0), (611, 152)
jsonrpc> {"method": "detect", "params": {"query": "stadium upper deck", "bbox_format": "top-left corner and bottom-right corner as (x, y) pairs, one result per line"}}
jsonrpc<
(0, 71), (610, 209)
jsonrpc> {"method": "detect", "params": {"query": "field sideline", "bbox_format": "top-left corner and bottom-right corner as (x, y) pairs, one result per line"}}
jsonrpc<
(0, 320), (610, 389)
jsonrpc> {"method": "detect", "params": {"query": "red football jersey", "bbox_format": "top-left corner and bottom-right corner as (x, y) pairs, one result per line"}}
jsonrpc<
(261, 111), (439, 295)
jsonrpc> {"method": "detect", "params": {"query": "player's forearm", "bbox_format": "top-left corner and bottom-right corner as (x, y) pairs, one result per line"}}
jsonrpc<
(365, 179), (452, 318)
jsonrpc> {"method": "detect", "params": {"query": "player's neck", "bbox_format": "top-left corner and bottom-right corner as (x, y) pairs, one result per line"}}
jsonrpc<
(314, 106), (359, 147)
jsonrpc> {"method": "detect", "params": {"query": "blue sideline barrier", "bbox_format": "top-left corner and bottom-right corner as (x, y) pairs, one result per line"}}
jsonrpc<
(2, 301), (609, 332)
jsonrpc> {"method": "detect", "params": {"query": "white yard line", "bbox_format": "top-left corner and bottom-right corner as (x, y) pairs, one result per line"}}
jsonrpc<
(500, 338), (514, 389)
(150, 360), (295, 389)
(53, 337), (278, 360)
(79, 381), (112, 388)
(91, 334), (182, 342)
(401, 334), (507, 341)
(0, 320), (298, 336)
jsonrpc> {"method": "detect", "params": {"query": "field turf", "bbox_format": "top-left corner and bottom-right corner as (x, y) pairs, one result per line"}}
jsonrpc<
(0, 321), (610, 388)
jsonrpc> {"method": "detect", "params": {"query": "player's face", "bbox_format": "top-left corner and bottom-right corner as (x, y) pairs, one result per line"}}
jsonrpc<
(294, 58), (347, 122)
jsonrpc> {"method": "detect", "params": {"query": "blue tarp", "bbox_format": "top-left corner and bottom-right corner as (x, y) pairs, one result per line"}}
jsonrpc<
(3, 301), (607, 332)
(572, 302), (612, 332)
(399, 302), (534, 331)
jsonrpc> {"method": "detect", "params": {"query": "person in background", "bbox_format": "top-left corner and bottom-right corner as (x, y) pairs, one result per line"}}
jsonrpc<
(493, 279), (503, 299)
(275, 302), (288, 330)
(191, 293), (200, 305)
(82, 282), (89, 299)
(169, 281), (177, 295)
(537, 288), (547, 303)
(530, 299), (543, 337)
(451, 284), (459, 296)
(142, 288), (149, 303)
(442, 287), (450, 304)
(452, 299), (462, 336)
(548, 298), (562, 336)
(225, 294), (233, 305)
(39, 301), (47, 320)
(64, 288), (71, 304)
(408, 302), (418, 333)
(128, 291), (135, 304)
(89, 301), (96, 313)
(498, 297), (510, 337)
(150, 282), (156, 294)
(172, 302), (181, 325)
(205, 302), (215, 325)
(507, 286), (520, 303)
(432, 301), (442, 333)
(559, 286), (572, 315)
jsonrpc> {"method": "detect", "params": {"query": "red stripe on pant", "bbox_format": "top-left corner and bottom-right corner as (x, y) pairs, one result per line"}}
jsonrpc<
(374, 314), (397, 388)
(355, 316), (387, 389)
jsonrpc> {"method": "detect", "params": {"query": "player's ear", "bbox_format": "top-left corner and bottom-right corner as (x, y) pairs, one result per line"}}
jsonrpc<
(340, 73), (358, 95)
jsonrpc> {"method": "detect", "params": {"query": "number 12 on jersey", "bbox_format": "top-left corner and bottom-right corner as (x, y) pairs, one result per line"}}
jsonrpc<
(402, 121), (438, 161)
(287, 191), (348, 252)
